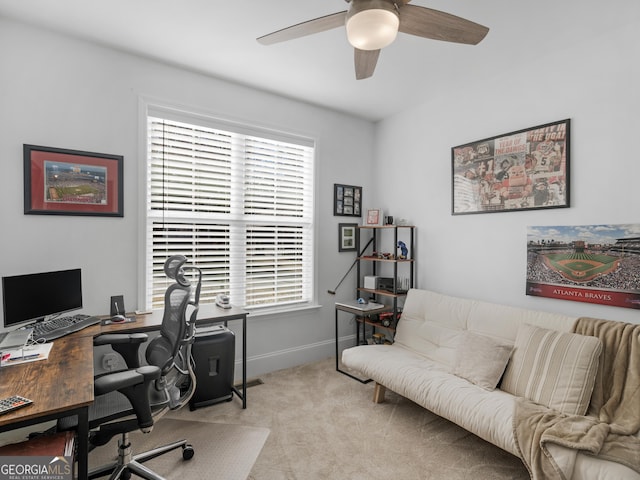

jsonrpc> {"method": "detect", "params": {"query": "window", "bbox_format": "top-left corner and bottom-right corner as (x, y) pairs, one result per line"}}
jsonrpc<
(144, 106), (315, 312)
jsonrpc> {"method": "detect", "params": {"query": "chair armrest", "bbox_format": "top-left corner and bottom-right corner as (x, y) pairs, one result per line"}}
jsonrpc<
(94, 333), (148, 368)
(94, 366), (161, 429)
(94, 369), (143, 396)
(94, 333), (148, 346)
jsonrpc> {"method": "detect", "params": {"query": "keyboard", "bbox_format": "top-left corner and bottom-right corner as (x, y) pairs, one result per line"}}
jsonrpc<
(0, 395), (33, 416)
(26, 314), (101, 342)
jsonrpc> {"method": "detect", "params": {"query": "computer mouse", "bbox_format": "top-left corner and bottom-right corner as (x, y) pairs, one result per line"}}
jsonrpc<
(111, 315), (126, 323)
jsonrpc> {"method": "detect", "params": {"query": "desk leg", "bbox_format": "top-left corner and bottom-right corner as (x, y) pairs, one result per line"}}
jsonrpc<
(241, 314), (246, 409)
(335, 309), (371, 384)
(335, 308), (339, 372)
(77, 406), (89, 480)
(227, 315), (247, 409)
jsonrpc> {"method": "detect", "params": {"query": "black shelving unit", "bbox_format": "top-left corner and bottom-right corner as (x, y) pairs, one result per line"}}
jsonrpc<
(356, 225), (416, 342)
(335, 225), (416, 382)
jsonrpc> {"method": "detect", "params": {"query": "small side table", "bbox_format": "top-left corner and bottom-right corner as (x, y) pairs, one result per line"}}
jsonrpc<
(334, 302), (388, 383)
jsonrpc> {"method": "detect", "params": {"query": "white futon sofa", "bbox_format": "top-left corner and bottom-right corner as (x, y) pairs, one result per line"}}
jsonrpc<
(342, 289), (640, 480)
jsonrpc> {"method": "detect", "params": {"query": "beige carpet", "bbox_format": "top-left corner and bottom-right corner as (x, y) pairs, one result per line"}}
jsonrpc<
(165, 357), (530, 480)
(88, 418), (269, 479)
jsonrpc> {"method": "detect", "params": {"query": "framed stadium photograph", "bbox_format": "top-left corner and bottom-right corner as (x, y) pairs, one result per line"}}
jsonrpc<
(452, 119), (570, 215)
(24, 144), (123, 217)
(526, 223), (640, 310)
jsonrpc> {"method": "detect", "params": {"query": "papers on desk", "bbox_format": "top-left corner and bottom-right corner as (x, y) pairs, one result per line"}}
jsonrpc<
(0, 342), (53, 367)
(335, 300), (386, 312)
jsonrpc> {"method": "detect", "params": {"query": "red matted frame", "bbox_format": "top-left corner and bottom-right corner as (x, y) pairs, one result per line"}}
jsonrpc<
(24, 144), (123, 217)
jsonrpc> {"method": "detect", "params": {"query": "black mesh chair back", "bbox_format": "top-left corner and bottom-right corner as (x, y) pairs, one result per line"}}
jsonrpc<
(146, 282), (191, 376)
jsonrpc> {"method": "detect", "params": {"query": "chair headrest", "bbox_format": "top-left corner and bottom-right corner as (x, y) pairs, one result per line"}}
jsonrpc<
(164, 255), (190, 287)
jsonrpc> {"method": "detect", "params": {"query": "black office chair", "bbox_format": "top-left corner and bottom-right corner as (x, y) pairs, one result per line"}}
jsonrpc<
(58, 255), (201, 480)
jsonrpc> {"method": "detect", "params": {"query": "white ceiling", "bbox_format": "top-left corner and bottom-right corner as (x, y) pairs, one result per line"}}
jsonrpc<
(0, 1), (636, 121)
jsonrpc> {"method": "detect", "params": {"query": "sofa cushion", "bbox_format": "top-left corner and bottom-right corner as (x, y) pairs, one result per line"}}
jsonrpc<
(341, 343), (520, 455)
(395, 289), (471, 368)
(501, 324), (602, 415)
(453, 332), (513, 390)
(467, 300), (577, 341)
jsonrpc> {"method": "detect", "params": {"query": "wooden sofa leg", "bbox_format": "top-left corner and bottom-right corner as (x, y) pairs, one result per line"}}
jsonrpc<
(373, 383), (386, 403)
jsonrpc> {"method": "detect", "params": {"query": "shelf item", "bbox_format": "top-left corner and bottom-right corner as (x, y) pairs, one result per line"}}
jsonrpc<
(360, 255), (414, 262)
(334, 300), (387, 313)
(356, 315), (395, 332)
(357, 288), (406, 299)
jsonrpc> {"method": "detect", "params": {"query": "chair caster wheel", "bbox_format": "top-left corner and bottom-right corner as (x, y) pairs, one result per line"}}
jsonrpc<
(183, 444), (195, 460)
(120, 468), (132, 480)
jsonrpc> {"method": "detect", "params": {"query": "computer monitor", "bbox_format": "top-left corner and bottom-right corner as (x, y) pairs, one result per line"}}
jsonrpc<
(2, 268), (83, 328)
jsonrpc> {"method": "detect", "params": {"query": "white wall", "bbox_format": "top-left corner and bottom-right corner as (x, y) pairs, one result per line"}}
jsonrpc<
(0, 19), (376, 377)
(1, 8), (637, 387)
(374, 20), (639, 324)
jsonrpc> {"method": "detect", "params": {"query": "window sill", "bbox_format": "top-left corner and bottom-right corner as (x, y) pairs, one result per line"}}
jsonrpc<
(245, 303), (322, 320)
(148, 302), (322, 321)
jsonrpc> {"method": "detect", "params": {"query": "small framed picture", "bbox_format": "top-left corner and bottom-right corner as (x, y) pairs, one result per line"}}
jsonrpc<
(334, 183), (362, 217)
(365, 208), (383, 226)
(338, 223), (359, 252)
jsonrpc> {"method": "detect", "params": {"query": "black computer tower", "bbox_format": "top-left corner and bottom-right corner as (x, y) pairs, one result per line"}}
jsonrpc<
(190, 324), (235, 410)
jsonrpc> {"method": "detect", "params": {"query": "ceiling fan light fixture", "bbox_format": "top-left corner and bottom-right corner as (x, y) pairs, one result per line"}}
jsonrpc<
(346, 1), (399, 51)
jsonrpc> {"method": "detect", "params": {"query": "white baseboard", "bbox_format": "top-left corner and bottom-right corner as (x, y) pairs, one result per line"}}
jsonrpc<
(235, 334), (357, 381)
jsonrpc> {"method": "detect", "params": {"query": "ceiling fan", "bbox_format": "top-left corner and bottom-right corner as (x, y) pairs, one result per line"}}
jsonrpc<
(257, 0), (489, 80)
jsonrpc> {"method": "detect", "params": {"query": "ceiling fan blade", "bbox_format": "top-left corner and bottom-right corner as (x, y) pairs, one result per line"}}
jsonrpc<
(257, 11), (347, 45)
(354, 48), (380, 80)
(398, 4), (489, 45)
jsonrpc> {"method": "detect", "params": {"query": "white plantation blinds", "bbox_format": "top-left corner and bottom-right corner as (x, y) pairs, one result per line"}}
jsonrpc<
(145, 112), (314, 311)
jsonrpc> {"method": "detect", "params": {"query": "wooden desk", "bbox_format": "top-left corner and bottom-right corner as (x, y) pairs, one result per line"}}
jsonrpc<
(0, 334), (93, 479)
(0, 304), (248, 479)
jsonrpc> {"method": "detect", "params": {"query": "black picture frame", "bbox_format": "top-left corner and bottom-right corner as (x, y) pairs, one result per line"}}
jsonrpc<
(451, 119), (570, 215)
(338, 223), (359, 252)
(24, 144), (124, 217)
(334, 183), (362, 217)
